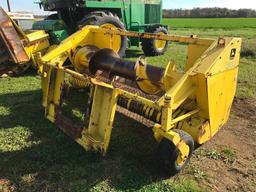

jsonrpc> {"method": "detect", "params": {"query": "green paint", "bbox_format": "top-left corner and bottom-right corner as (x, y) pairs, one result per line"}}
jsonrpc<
(33, 20), (67, 31)
(39, 0), (163, 32)
(37, 0), (166, 46)
(33, 20), (69, 44)
(49, 30), (69, 44)
(84, 0), (162, 31)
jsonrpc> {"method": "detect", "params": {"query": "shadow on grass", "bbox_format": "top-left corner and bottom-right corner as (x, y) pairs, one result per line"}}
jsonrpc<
(0, 89), (169, 191)
(9, 67), (38, 78)
(125, 49), (144, 59)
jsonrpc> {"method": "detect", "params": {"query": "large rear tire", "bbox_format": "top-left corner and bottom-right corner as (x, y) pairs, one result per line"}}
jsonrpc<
(79, 11), (127, 57)
(141, 25), (169, 56)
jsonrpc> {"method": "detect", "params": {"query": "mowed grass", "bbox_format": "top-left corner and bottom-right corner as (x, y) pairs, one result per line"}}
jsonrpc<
(0, 18), (256, 191)
(0, 74), (202, 191)
(162, 18), (256, 28)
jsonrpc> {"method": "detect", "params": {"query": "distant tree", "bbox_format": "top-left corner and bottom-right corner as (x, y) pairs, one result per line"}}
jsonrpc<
(163, 8), (256, 18)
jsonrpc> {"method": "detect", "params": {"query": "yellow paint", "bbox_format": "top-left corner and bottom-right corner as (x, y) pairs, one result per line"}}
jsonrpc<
(72, 45), (99, 73)
(176, 141), (190, 166)
(76, 83), (118, 154)
(100, 23), (122, 52)
(135, 57), (164, 94)
(2, 9), (241, 160)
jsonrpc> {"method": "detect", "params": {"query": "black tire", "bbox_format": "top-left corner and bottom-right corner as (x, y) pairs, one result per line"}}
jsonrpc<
(157, 129), (194, 176)
(78, 11), (127, 57)
(141, 25), (169, 56)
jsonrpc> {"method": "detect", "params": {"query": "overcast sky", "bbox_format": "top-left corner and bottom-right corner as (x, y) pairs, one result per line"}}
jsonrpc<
(0, 0), (256, 14)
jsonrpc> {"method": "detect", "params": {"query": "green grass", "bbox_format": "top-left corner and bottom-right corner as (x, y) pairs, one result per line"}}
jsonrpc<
(198, 147), (236, 165)
(0, 18), (256, 191)
(170, 28), (256, 39)
(237, 58), (256, 98)
(163, 18), (256, 29)
(0, 74), (203, 192)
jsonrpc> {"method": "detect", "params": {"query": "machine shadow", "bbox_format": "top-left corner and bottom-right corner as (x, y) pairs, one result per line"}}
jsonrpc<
(125, 49), (144, 58)
(0, 89), (169, 191)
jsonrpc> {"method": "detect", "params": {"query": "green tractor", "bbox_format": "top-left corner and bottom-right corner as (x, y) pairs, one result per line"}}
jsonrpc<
(34, 0), (169, 57)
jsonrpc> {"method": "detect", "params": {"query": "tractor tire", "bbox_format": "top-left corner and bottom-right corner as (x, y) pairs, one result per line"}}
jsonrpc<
(157, 129), (194, 176)
(141, 25), (169, 56)
(78, 11), (127, 57)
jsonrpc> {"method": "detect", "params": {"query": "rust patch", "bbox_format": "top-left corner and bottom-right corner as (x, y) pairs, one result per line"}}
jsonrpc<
(55, 109), (84, 139)
(0, 7), (29, 64)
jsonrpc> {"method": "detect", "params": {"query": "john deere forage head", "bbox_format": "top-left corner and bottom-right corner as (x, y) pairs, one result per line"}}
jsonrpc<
(40, 25), (241, 175)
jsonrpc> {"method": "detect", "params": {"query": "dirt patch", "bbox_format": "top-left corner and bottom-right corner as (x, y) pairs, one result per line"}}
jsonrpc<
(188, 98), (256, 192)
(0, 179), (16, 192)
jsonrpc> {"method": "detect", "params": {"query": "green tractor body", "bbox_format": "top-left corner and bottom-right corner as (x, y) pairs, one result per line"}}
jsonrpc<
(34, 0), (168, 56)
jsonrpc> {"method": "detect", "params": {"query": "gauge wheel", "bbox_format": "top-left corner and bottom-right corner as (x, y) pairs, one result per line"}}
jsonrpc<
(157, 129), (194, 176)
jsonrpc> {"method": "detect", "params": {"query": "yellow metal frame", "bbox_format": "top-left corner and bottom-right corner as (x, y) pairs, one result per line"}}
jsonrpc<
(40, 26), (242, 158)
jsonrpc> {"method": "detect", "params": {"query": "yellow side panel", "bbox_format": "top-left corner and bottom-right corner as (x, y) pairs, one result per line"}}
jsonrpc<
(42, 66), (64, 122)
(180, 118), (211, 144)
(79, 26), (121, 53)
(208, 38), (241, 75)
(185, 44), (210, 71)
(77, 84), (118, 154)
(194, 74), (209, 119)
(25, 30), (50, 59)
(26, 30), (49, 43)
(207, 67), (239, 136)
(93, 30), (121, 53)
(41, 64), (52, 107)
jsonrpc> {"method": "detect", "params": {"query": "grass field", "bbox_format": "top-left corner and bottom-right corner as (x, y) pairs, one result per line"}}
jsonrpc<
(163, 18), (256, 28)
(0, 18), (255, 191)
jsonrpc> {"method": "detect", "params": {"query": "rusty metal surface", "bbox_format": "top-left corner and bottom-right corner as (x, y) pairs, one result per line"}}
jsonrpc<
(55, 109), (84, 139)
(0, 7), (29, 65)
(95, 75), (161, 101)
(117, 95), (162, 124)
(52, 66), (162, 133)
(117, 106), (155, 127)
(94, 75), (162, 126)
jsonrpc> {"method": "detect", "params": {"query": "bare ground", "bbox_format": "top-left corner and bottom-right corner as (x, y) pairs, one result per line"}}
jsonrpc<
(189, 98), (256, 192)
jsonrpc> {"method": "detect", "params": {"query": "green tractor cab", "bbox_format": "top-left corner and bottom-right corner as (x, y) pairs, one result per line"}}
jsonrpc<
(34, 0), (169, 57)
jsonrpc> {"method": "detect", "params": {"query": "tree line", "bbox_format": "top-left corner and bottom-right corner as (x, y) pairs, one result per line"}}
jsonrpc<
(163, 8), (256, 18)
